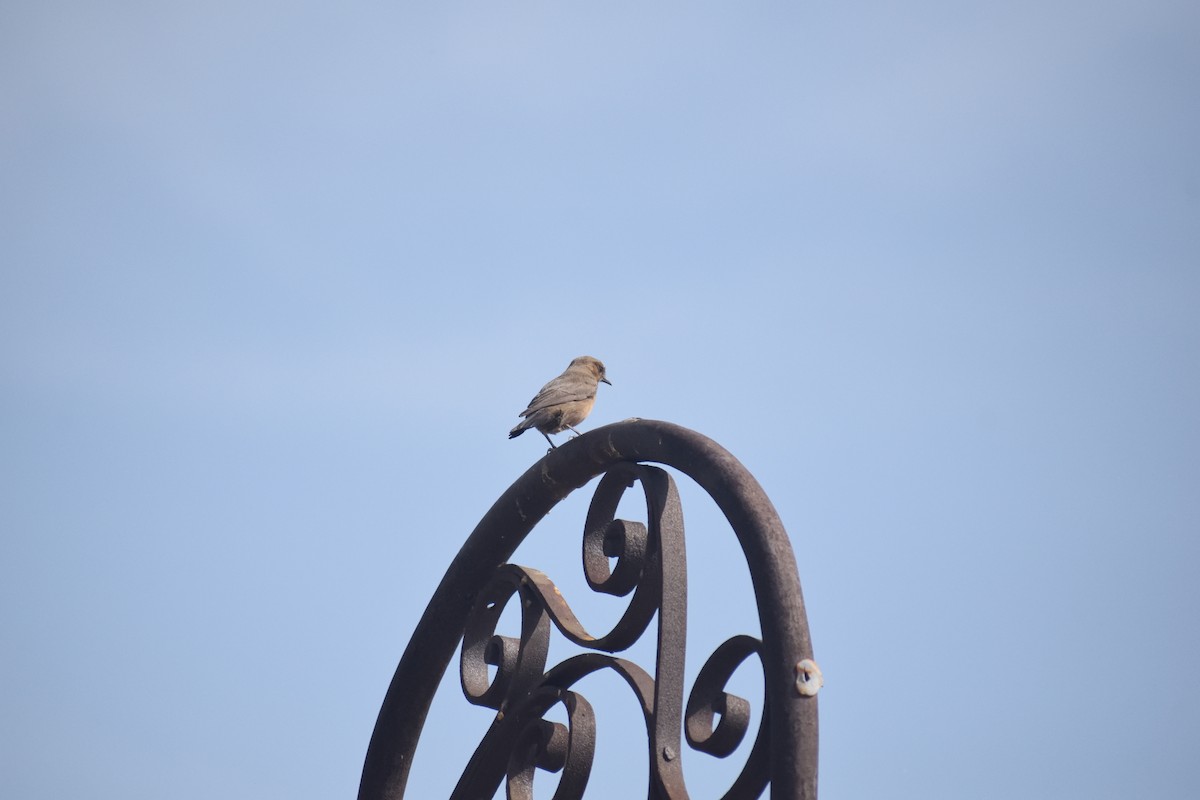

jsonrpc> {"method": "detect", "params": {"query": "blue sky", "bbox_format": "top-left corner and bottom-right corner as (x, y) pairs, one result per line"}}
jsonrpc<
(2, 2), (1198, 798)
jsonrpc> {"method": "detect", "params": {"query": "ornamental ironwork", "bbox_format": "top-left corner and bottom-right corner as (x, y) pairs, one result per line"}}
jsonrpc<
(359, 419), (820, 799)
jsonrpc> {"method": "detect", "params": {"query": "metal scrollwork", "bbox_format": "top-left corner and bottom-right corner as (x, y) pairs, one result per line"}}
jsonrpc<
(360, 420), (818, 800)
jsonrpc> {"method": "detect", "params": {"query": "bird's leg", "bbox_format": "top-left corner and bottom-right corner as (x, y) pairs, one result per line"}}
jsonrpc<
(540, 431), (557, 449)
(566, 425), (582, 438)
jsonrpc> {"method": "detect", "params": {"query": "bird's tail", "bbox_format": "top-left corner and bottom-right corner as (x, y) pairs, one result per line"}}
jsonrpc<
(508, 420), (530, 439)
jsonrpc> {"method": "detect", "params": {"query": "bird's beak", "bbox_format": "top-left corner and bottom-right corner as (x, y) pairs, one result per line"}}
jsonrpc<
(601, 377), (612, 386)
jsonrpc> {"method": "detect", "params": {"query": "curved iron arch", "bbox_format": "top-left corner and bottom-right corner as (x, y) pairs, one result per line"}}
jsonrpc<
(359, 419), (819, 799)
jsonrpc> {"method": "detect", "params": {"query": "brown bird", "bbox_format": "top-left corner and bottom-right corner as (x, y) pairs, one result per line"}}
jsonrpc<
(509, 356), (612, 449)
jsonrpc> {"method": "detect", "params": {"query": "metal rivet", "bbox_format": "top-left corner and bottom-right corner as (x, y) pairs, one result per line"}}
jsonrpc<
(795, 659), (824, 696)
(662, 746), (675, 761)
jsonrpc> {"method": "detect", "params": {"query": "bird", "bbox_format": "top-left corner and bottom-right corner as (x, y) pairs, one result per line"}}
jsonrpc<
(509, 356), (611, 449)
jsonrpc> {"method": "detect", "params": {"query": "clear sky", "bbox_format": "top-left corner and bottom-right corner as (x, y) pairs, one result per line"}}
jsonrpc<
(2, 2), (1198, 798)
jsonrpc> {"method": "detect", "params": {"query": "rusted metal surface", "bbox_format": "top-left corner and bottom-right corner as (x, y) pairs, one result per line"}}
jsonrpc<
(359, 419), (818, 799)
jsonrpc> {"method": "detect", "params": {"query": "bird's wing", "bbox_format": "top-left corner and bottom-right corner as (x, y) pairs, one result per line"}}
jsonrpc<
(519, 376), (593, 416)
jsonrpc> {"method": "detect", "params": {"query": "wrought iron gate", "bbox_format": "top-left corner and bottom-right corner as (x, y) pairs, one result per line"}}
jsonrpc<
(359, 419), (820, 799)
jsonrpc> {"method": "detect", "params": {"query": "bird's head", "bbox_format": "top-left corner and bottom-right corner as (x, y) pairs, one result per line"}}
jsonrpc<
(571, 355), (611, 386)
